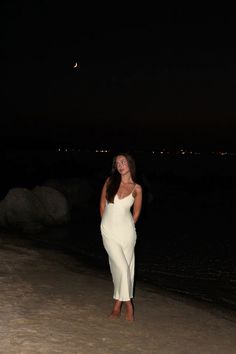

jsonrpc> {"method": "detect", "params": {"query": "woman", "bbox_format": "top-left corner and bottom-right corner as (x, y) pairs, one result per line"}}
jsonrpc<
(100, 153), (142, 321)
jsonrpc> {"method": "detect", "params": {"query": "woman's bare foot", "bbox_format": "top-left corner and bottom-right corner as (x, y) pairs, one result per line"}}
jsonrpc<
(108, 300), (122, 319)
(125, 300), (134, 322)
(108, 310), (121, 319)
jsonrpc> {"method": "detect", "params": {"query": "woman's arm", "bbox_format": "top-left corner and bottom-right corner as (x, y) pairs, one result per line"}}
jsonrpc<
(100, 177), (109, 218)
(132, 184), (142, 223)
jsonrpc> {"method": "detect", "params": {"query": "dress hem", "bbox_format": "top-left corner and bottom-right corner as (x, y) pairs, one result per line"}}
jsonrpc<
(113, 296), (134, 301)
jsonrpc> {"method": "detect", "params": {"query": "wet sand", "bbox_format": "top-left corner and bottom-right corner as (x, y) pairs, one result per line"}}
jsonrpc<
(0, 234), (236, 354)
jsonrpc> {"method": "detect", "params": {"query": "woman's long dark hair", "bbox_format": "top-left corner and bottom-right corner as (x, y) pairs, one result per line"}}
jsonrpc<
(106, 153), (136, 203)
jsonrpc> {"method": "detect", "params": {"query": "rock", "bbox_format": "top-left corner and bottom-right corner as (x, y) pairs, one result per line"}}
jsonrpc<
(44, 178), (93, 209)
(0, 200), (6, 227)
(32, 186), (70, 225)
(0, 187), (70, 233)
(1, 188), (46, 233)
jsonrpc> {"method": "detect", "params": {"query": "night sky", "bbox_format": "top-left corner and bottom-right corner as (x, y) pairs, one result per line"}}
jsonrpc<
(2, 3), (236, 150)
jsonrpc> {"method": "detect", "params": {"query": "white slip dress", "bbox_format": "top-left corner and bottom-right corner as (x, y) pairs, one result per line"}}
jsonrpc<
(100, 186), (136, 301)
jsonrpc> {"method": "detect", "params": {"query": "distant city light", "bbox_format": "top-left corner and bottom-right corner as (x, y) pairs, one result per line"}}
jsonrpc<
(54, 148), (236, 156)
(95, 149), (109, 153)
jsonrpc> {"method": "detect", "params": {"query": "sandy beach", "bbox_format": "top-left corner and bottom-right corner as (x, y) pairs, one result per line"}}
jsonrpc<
(0, 234), (236, 354)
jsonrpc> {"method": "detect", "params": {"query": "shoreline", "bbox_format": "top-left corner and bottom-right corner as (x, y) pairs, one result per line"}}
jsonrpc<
(1, 231), (236, 319)
(0, 234), (236, 353)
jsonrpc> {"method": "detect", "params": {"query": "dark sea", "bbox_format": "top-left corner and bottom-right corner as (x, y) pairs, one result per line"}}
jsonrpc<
(1, 148), (236, 311)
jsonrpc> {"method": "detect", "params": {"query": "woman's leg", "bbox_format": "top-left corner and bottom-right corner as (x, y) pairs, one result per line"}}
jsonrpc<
(124, 300), (134, 321)
(122, 242), (135, 321)
(102, 237), (134, 301)
(102, 237), (136, 320)
(108, 299), (122, 318)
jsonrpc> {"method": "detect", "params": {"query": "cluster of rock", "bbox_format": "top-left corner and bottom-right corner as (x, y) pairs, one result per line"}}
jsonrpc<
(0, 178), (93, 234)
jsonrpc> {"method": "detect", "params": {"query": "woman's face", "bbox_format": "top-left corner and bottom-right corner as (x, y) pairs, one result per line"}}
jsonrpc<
(116, 155), (130, 175)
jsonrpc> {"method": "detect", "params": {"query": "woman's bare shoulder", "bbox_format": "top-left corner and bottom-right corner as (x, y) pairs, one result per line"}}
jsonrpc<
(105, 177), (110, 184)
(102, 177), (110, 188)
(134, 183), (142, 193)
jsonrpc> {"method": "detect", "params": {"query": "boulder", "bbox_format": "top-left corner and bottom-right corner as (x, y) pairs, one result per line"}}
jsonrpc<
(32, 186), (70, 225)
(43, 178), (93, 209)
(0, 187), (70, 233)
